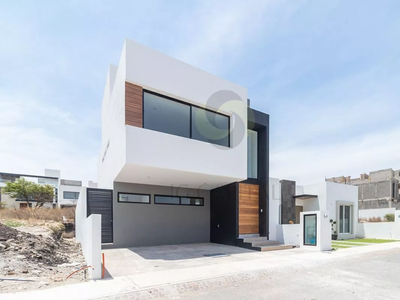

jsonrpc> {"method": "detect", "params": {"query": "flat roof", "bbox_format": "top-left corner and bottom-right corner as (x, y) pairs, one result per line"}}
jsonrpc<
(294, 194), (318, 200)
(0, 172), (59, 180)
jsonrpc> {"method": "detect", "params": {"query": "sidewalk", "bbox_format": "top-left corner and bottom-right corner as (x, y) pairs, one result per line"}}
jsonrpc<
(2, 242), (400, 300)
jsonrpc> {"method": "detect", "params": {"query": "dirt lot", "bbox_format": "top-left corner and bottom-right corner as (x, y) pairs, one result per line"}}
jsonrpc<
(0, 222), (87, 293)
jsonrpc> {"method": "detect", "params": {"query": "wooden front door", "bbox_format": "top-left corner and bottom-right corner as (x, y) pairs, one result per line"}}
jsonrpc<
(238, 183), (259, 235)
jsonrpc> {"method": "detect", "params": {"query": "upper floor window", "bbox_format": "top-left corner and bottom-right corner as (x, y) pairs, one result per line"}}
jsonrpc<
(247, 130), (258, 179)
(191, 107), (229, 147)
(143, 91), (230, 147)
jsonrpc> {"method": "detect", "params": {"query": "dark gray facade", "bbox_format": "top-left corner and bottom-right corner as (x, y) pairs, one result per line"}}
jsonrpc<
(280, 180), (296, 224)
(105, 182), (210, 248)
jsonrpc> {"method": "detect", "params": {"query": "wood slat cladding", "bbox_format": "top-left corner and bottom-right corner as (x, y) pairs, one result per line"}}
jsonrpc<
(125, 82), (143, 127)
(238, 183), (259, 234)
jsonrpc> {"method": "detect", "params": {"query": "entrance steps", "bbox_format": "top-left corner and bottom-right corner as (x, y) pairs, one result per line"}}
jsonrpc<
(237, 236), (293, 252)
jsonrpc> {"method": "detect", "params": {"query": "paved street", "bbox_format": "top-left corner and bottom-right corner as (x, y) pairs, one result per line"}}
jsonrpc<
(178, 248), (400, 300)
(2, 243), (399, 300)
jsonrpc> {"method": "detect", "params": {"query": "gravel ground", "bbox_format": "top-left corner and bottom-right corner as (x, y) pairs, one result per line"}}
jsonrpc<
(0, 223), (87, 293)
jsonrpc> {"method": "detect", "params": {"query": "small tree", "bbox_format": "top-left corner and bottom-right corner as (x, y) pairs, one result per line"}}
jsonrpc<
(31, 184), (55, 208)
(1, 178), (54, 209)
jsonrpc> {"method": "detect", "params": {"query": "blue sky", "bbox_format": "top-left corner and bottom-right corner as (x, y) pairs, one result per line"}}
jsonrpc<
(1, 0), (400, 184)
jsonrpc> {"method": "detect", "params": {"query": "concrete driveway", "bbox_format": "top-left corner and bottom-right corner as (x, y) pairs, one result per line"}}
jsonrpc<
(102, 243), (257, 278)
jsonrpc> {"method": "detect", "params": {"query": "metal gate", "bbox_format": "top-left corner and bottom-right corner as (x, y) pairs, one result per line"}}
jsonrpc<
(87, 188), (113, 243)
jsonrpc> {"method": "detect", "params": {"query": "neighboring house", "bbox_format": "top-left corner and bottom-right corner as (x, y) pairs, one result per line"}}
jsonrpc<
(0, 169), (95, 209)
(326, 168), (400, 210)
(0, 169), (60, 209)
(269, 179), (358, 242)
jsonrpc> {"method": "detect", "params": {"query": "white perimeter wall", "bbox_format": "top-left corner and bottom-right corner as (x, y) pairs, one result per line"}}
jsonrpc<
(359, 208), (396, 219)
(357, 210), (400, 240)
(276, 224), (301, 245)
(75, 187), (102, 279)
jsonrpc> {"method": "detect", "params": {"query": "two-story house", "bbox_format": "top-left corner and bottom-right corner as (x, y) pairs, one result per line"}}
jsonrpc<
(91, 39), (274, 250)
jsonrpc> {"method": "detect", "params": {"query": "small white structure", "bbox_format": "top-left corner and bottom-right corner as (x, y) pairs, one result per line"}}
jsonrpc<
(300, 211), (331, 251)
(270, 179), (358, 247)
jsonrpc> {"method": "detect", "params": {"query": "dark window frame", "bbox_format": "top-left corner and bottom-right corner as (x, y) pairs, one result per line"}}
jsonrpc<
(117, 192), (151, 204)
(63, 191), (80, 200)
(247, 129), (259, 180)
(154, 194), (205, 206)
(143, 89), (231, 147)
(303, 213), (317, 246)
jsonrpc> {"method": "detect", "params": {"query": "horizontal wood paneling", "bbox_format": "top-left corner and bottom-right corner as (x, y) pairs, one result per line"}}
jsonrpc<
(125, 82), (143, 127)
(238, 183), (259, 235)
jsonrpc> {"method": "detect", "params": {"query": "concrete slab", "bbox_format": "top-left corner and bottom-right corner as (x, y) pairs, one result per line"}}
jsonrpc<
(1, 242), (399, 300)
(102, 243), (254, 277)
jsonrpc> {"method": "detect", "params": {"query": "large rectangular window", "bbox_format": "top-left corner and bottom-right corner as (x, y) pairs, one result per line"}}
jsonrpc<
(143, 92), (190, 138)
(155, 195), (204, 206)
(191, 107), (229, 147)
(118, 193), (150, 204)
(63, 191), (79, 200)
(247, 130), (258, 178)
(143, 91), (230, 147)
(339, 205), (352, 234)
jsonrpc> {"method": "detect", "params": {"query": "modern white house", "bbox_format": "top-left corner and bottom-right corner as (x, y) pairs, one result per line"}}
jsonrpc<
(74, 39), (276, 250)
(0, 169), (94, 209)
(76, 39), (359, 258)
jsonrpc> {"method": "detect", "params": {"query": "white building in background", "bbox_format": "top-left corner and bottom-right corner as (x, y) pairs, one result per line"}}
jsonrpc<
(0, 169), (96, 209)
(269, 178), (358, 245)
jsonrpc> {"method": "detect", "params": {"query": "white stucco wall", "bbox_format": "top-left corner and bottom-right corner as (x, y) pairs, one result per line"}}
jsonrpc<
(276, 224), (301, 245)
(98, 39), (248, 189)
(299, 182), (358, 239)
(82, 214), (102, 279)
(357, 222), (398, 239)
(359, 208), (396, 219)
(325, 182), (358, 239)
(268, 177), (281, 240)
(75, 187), (102, 279)
(58, 184), (81, 207)
(270, 179), (358, 242)
(98, 46), (127, 189)
(300, 211), (331, 251)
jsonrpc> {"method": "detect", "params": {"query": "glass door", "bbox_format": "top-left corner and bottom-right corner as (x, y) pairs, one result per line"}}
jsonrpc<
(339, 205), (352, 234)
(304, 214), (317, 246)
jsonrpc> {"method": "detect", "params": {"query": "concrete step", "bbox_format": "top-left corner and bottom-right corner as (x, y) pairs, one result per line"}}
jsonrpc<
(242, 237), (270, 243)
(238, 234), (260, 238)
(254, 244), (293, 252)
(251, 240), (280, 247)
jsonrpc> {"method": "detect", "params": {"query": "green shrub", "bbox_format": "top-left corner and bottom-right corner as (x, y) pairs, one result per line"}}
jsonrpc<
(384, 213), (395, 222)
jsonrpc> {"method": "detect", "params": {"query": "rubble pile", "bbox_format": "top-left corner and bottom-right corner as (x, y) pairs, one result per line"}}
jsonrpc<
(0, 223), (86, 293)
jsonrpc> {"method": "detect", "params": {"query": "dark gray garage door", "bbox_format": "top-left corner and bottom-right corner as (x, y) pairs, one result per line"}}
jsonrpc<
(87, 188), (113, 243)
